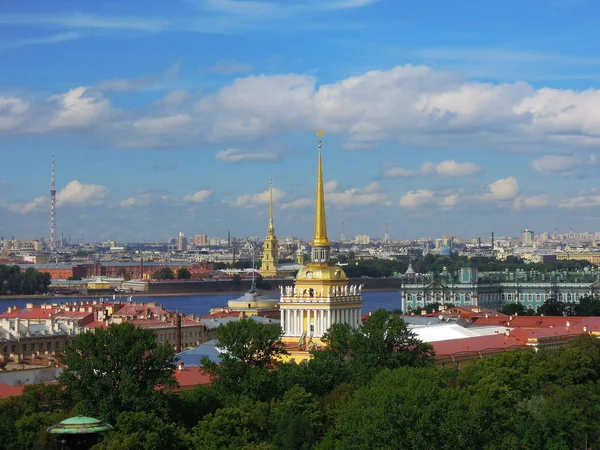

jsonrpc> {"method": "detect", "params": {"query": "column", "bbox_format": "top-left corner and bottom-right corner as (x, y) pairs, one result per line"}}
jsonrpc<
(313, 310), (317, 335)
(300, 309), (304, 335)
(306, 309), (311, 335)
(285, 310), (290, 335)
(327, 310), (331, 330)
(319, 310), (324, 335)
(280, 309), (284, 334)
(351, 308), (355, 328)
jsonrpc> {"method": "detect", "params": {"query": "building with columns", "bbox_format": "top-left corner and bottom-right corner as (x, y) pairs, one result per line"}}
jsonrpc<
(278, 132), (363, 359)
(259, 179), (279, 278)
(401, 266), (600, 313)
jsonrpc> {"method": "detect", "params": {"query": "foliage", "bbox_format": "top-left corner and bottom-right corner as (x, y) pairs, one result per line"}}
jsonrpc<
(574, 295), (600, 316)
(176, 267), (192, 279)
(151, 267), (174, 280)
(321, 309), (434, 384)
(201, 319), (287, 402)
(59, 322), (177, 423)
(537, 297), (567, 316)
(6, 310), (600, 449)
(92, 411), (192, 450)
(500, 302), (535, 316)
(0, 265), (51, 295)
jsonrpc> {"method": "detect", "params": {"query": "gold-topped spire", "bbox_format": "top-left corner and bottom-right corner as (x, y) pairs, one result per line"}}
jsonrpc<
(268, 178), (274, 232)
(312, 130), (330, 248)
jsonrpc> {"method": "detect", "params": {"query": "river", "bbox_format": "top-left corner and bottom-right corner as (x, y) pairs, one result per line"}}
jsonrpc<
(1, 291), (402, 317)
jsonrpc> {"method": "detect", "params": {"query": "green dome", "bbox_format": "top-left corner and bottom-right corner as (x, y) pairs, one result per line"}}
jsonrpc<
(47, 416), (113, 434)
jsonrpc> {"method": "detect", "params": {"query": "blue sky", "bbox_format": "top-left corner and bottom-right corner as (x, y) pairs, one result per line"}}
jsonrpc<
(1, 0), (600, 242)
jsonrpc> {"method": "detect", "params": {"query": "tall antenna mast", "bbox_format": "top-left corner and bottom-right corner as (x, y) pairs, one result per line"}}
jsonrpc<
(50, 153), (56, 252)
(384, 222), (390, 243)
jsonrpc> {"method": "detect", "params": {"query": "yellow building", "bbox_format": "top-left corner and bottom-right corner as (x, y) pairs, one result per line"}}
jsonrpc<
(260, 179), (280, 277)
(279, 132), (363, 361)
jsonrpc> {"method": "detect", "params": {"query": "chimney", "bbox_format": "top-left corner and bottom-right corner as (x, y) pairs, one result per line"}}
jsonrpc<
(175, 314), (182, 353)
(566, 321), (570, 328)
(178, 361), (185, 371)
(584, 325), (588, 333)
(505, 329), (510, 336)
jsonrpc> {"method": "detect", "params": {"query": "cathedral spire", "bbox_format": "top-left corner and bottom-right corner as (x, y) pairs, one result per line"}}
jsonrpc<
(269, 178), (274, 233)
(312, 130), (330, 248)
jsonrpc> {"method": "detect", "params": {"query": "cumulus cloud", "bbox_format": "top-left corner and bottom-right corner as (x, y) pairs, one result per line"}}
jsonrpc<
(327, 182), (388, 207)
(514, 194), (549, 210)
(57, 180), (109, 206)
(3, 64), (600, 153)
(479, 176), (519, 201)
(182, 189), (214, 204)
(530, 154), (597, 177)
(559, 191), (600, 209)
(120, 190), (169, 208)
(384, 160), (480, 178)
(281, 198), (312, 210)
(215, 148), (281, 163)
(399, 189), (435, 207)
(8, 196), (47, 214)
(228, 188), (285, 207)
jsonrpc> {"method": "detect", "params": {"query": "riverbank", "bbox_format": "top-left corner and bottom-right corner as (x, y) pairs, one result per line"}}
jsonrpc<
(0, 287), (401, 302)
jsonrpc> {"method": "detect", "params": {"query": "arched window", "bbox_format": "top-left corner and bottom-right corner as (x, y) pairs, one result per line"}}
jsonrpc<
(435, 294), (441, 302)
(507, 294), (512, 301)
(407, 294), (413, 301)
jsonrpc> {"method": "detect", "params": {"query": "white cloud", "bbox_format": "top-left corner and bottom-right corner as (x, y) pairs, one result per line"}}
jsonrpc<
(8, 196), (47, 214)
(57, 180), (109, 206)
(559, 192), (600, 209)
(530, 154), (597, 177)
(215, 148), (280, 163)
(120, 190), (168, 208)
(3, 65), (600, 153)
(436, 160), (481, 177)
(48, 87), (111, 130)
(384, 160), (480, 178)
(182, 189), (214, 204)
(479, 176), (519, 201)
(323, 180), (338, 194)
(228, 188), (285, 207)
(399, 189), (435, 207)
(514, 194), (549, 210)
(327, 182), (388, 207)
(440, 193), (459, 209)
(281, 198), (311, 210)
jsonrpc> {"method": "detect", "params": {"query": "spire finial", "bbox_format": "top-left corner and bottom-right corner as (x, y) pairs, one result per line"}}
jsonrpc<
(312, 130), (330, 248)
(268, 178), (274, 232)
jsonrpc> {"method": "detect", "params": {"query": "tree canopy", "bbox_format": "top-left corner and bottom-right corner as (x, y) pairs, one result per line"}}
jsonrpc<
(0, 265), (51, 295)
(58, 322), (177, 423)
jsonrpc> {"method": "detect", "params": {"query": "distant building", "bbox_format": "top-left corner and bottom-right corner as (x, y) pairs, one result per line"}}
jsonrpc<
(354, 235), (370, 245)
(401, 266), (600, 312)
(522, 228), (535, 245)
(177, 232), (187, 252)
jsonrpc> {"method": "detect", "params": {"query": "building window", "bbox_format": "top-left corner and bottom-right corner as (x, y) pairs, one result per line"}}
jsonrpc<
(407, 294), (413, 301)
(536, 294), (541, 302)
(508, 294), (512, 301)
(22, 344), (26, 351)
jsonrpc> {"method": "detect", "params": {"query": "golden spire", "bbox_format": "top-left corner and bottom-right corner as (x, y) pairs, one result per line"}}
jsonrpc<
(312, 130), (330, 247)
(268, 178), (274, 233)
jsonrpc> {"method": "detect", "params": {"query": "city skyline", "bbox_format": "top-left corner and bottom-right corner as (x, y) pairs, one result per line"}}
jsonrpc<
(2, 0), (600, 241)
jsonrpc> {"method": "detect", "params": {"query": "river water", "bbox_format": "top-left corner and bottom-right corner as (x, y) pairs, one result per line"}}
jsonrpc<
(0, 291), (402, 317)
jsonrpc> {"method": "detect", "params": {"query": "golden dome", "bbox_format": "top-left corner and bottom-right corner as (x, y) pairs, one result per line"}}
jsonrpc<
(295, 263), (348, 282)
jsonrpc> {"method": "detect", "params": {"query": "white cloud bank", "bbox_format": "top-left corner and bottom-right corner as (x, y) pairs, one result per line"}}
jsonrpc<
(384, 160), (481, 178)
(2, 65), (600, 153)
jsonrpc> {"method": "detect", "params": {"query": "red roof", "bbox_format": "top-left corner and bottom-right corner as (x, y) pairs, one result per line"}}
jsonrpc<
(432, 334), (526, 359)
(0, 307), (58, 320)
(0, 384), (25, 399)
(173, 367), (212, 390)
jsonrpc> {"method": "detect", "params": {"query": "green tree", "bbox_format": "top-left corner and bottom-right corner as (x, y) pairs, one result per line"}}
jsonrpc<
(537, 297), (566, 316)
(93, 411), (192, 450)
(176, 267), (192, 279)
(166, 385), (222, 429)
(59, 323), (177, 423)
(201, 319), (287, 402)
(321, 309), (434, 384)
(500, 302), (529, 316)
(272, 385), (324, 449)
(151, 267), (174, 280)
(574, 295), (600, 316)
